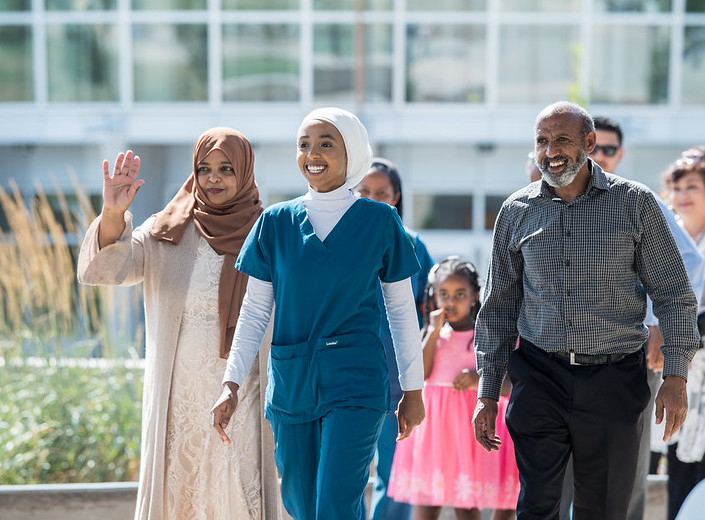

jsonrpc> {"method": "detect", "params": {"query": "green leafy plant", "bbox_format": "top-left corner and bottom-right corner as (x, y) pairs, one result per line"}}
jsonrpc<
(0, 174), (144, 483)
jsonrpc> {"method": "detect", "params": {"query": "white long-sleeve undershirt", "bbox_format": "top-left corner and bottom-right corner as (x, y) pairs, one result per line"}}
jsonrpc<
(222, 186), (425, 393)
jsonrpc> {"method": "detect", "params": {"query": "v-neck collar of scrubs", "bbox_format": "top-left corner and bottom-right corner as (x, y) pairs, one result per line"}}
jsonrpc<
(299, 198), (364, 247)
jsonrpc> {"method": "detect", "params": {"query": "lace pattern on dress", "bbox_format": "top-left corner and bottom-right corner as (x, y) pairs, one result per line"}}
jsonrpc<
(164, 237), (262, 520)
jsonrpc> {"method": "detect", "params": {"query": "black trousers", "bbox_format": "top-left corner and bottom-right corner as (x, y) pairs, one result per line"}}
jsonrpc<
(505, 339), (650, 520)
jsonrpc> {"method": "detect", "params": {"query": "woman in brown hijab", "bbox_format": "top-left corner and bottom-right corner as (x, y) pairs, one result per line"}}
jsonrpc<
(78, 128), (283, 520)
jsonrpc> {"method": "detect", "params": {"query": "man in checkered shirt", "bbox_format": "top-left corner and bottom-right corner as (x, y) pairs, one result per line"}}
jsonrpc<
(472, 101), (700, 520)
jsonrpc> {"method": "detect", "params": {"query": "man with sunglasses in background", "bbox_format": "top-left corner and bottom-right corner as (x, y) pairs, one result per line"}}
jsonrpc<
(590, 116), (625, 175)
(557, 116), (705, 520)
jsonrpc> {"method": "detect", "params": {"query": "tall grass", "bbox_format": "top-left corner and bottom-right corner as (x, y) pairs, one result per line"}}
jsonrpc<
(0, 172), (141, 358)
(0, 173), (144, 483)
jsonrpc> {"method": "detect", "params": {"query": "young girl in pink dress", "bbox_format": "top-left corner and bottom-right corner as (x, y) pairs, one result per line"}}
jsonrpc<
(388, 257), (520, 520)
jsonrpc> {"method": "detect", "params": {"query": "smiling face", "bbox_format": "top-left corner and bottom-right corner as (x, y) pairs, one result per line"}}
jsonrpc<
(670, 170), (705, 232)
(297, 120), (348, 193)
(534, 111), (594, 189)
(434, 273), (479, 329)
(354, 170), (400, 208)
(196, 148), (239, 204)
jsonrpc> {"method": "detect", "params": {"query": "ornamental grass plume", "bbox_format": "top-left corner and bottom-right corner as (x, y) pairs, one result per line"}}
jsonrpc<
(0, 171), (130, 357)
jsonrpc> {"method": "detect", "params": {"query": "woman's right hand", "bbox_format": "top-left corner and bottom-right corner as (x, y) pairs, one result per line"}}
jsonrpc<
(102, 150), (144, 214)
(211, 382), (239, 446)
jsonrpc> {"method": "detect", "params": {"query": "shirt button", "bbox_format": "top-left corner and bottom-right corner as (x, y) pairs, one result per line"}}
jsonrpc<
(566, 230), (571, 236)
(564, 259), (570, 266)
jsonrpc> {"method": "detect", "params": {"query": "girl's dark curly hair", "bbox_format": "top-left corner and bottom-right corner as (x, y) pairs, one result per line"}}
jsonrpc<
(421, 256), (481, 334)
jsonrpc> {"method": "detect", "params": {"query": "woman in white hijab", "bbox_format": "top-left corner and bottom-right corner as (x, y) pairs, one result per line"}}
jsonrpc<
(212, 107), (426, 520)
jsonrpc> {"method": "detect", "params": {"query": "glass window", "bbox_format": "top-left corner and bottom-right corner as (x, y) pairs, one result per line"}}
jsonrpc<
(413, 194), (473, 230)
(0, 26), (33, 102)
(485, 195), (506, 230)
(499, 0), (579, 11)
(132, 0), (205, 9)
(682, 26), (705, 104)
(407, 24), (486, 103)
(687, 0), (705, 12)
(407, 0), (485, 9)
(0, 0), (30, 9)
(223, 24), (299, 102)
(47, 24), (119, 102)
(314, 23), (392, 103)
(593, 0), (671, 12)
(590, 25), (670, 104)
(133, 24), (207, 102)
(46, 0), (115, 9)
(314, 0), (391, 9)
(498, 25), (579, 104)
(223, 0), (298, 8)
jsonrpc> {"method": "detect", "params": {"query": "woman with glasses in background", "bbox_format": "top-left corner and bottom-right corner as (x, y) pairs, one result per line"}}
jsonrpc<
(354, 158), (435, 520)
(660, 146), (705, 520)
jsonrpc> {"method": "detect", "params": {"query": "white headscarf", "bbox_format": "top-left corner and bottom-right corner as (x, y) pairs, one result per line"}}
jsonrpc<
(298, 107), (373, 190)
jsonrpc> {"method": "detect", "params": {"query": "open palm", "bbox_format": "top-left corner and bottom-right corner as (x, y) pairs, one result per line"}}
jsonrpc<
(102, 150), (144, 213)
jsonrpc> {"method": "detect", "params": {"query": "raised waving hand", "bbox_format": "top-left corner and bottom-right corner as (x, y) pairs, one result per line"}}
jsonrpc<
(103, 150), (144, 213)
(98, 150), (144, 249)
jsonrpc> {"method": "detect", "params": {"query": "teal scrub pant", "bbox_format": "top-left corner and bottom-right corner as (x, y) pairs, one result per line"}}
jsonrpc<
(271, 406), (386, 520)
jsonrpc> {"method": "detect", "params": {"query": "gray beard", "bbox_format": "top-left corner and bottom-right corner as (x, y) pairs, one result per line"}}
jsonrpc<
(538, 149), (588, 188)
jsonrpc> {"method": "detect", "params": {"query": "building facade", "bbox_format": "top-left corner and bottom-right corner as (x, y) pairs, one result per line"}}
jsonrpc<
(2, 0), (705, 273)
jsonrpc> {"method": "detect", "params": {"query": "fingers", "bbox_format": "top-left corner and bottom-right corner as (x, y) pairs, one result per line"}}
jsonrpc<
(396, 412), (410, 441)
(655, 376), (688, 442)
(128, 180), (146, 198)
(654, 397), (664, 430)
(109, 151), (140, 179)
(472, 399), (500, 452)
(102, 159), (110, 180)
(212, 405), (232, 446)
(663, 408), (687, 442)
(211, 389), (237, 446)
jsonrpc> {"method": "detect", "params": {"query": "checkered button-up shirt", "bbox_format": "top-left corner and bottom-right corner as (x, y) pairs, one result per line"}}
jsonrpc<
(476, 161), (699, 401)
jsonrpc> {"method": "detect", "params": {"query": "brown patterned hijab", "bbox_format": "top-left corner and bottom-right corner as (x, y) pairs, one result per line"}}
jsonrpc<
(150, 127), (263, 358)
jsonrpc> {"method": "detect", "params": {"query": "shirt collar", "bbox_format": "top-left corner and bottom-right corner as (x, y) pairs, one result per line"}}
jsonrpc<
(528, 158), (609, 200)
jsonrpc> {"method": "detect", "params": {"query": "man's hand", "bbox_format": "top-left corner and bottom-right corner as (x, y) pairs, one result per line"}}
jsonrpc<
(472, 397), (502, 452)
(396, 389), (425, 441)
(655, 375), (688, 442)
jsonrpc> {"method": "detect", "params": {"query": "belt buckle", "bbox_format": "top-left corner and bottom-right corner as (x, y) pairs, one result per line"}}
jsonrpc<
(569, 351), (585, 366)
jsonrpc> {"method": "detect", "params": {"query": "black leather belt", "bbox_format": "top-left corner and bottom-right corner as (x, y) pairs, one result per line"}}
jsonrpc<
(551, 350), (631, 366)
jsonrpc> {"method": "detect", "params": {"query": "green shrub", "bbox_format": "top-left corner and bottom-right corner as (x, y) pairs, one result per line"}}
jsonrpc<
(0, 358), (143, 484)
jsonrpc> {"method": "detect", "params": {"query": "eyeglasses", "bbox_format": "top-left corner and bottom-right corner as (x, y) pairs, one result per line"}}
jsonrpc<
(590, 145), (620, 158)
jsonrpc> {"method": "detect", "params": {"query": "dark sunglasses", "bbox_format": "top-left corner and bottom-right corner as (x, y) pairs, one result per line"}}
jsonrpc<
(590, 145), (620, 158)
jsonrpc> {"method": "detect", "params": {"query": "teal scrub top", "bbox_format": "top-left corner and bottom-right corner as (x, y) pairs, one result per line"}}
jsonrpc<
(236, 197), (420, 424)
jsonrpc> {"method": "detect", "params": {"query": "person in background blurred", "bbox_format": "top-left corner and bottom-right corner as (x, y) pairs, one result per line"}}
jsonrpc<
(354, 158), (435, 520)
(525, 152), (541, 183)
(660, 146), (705, 520)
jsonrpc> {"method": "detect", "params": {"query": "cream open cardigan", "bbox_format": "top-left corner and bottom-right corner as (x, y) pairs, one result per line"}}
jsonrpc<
(77, 211), (283, 520)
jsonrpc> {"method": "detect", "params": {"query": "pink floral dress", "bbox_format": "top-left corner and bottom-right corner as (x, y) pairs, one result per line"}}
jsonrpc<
(387, 324), (520, 509)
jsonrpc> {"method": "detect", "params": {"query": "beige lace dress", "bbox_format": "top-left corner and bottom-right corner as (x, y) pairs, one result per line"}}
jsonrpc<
(164, 236), (261, 519)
